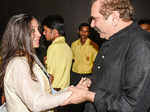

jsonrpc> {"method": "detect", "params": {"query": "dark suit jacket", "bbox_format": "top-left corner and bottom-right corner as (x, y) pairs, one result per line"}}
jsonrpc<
(84, 22), (150, 112)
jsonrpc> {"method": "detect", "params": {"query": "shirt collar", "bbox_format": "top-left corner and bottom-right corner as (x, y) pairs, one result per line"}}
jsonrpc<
(102, 22), (139, 47)
(52, 36), (65, 44)
(79, 38), (90, 45)
(109, 22), (138, 40)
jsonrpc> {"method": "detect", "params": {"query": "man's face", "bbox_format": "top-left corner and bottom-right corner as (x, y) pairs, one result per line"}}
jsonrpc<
(79, 26), (89, 41)
(43, 25), (55, 41)
(90, 0), (113, 39)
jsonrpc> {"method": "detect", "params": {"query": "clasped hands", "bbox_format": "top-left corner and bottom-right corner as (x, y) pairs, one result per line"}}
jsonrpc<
(62, 77), (92, 105)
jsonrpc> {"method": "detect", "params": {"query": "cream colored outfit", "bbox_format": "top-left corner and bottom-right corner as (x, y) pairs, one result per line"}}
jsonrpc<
(4, 57), (71, 112)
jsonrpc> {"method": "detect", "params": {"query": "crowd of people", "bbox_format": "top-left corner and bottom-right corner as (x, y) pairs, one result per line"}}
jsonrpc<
(1, 0), (150, 112)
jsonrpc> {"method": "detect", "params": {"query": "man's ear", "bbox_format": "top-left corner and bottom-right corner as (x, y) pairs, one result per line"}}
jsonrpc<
(53, 29), (59, 37)
(111, 11), (120, 26)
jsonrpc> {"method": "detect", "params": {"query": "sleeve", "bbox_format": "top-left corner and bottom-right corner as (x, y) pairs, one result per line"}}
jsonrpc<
(93, 39), (150, 112)
(13, 58), (71, 112)
(90, 40), (98, 62)
(92, 47), (98, 62)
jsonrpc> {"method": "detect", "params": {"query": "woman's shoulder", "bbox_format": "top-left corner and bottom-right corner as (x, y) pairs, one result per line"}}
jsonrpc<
(8, 57), (28, 66)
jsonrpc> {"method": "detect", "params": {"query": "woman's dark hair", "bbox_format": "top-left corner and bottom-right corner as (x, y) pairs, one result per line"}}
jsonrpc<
(42, 14), (65, 36)
(0, 14), (38, 88)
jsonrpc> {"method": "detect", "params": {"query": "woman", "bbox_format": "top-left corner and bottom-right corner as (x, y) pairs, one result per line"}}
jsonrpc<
(0, 14), (71, 112)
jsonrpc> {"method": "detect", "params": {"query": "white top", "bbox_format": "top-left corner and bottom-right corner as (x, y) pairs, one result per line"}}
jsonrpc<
(4, 57), (71, 112)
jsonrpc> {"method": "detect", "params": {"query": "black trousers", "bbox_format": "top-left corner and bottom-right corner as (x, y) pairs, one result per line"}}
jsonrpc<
(69, 71), (93, 112)
(70, 71), (92, 86)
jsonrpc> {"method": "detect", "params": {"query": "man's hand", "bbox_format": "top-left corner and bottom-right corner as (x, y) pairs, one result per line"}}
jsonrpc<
(61, 78), (93, 106)
(61, 86), (95, 106)
(76, 77), (91, 90)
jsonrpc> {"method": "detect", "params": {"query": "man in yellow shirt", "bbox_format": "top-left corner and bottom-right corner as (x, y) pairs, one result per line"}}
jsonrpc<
(71, 23), (98, 86)
(42, 15), (72, 91)
(69, 23), (98, 112)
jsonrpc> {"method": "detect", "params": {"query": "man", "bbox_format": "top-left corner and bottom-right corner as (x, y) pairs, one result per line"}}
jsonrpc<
(71, 23), (98, 86)
(70, 23), (98, 112)
(63, 0), (150, 112)
(42, 15), (72, 90)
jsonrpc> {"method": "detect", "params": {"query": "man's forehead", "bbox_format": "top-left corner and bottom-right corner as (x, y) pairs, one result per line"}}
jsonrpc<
(91, 2), (101, 16)
(80, 26), (89, 31)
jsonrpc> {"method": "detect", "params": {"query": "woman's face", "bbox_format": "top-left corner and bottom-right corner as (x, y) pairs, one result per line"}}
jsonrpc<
(31, 19), (41, 48)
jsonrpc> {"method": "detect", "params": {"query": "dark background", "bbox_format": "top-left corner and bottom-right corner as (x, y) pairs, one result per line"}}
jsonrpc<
(0, 0), (150, 45)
